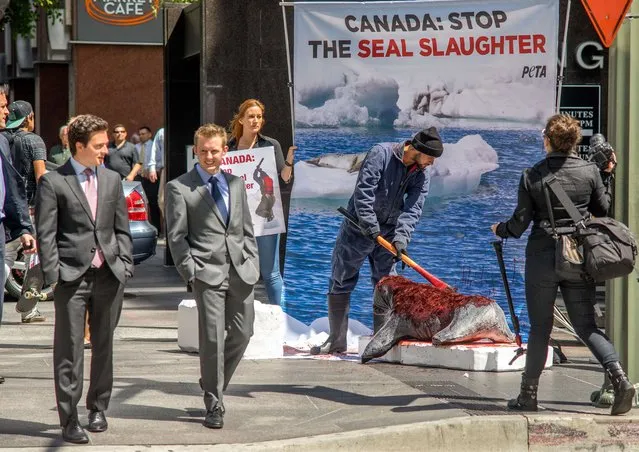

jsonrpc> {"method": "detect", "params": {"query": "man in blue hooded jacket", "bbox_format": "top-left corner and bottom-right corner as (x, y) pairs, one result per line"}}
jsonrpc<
(311, 127), (444, 355)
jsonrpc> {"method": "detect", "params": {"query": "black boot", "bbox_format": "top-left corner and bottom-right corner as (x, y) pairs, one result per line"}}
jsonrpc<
(310, 293), (350, 355)
(507, 373), (539, 411)
(606, 362), (636, 415)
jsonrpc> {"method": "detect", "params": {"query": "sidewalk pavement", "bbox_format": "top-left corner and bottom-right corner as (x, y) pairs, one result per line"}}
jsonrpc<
(1, 247), (637, 451)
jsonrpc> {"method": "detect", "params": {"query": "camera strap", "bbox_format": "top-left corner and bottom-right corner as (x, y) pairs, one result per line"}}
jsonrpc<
(544, 175), (589, 229)
(543, 179), (558, 237)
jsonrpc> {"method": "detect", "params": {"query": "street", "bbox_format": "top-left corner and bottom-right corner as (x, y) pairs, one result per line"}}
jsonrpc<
(0, 247), (637, 450)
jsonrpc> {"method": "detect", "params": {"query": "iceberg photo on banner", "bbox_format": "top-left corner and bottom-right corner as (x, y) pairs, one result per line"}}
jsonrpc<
(282, 0), (559, 343)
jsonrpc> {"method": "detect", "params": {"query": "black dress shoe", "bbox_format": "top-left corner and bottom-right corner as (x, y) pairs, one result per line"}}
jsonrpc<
(0, 376), (5, 384)
(87, 410), (108, 432)
(62, 419), (89, 444)
(203, 406), (224, 429)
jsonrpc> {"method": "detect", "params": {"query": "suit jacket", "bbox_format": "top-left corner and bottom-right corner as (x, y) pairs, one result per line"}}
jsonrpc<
(166, 168), (259, 287)
(35, 160), (134, 286)
(0, 133), (32, 241)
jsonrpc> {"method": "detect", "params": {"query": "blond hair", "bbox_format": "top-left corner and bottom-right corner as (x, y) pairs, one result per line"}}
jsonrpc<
(194, 123), (227, 147)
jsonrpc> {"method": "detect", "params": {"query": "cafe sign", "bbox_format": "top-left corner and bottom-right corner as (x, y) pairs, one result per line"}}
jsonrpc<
(76, 0), (163, 44)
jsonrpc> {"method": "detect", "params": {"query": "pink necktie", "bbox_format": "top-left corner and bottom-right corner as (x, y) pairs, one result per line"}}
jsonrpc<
(83, 168), (104, 268)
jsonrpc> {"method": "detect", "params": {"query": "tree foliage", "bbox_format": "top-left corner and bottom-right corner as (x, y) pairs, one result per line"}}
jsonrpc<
(2, 0), (62, 37)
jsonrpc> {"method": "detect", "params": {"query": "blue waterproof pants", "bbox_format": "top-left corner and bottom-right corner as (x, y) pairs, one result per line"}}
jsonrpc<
(329, 221), (396, 294)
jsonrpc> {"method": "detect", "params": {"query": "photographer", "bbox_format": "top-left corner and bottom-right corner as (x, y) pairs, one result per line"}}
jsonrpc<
(490, 114), (634, 416)
(586, 133), (617, 185)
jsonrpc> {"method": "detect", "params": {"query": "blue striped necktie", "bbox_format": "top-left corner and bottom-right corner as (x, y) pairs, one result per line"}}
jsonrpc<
(209, 176), (228, 224)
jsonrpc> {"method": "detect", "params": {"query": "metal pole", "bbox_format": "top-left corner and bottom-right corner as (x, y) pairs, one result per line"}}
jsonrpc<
(556, 0), (571, 112)
(281, 4), (296, 142)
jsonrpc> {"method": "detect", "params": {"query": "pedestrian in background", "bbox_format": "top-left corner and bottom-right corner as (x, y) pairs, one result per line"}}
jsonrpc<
(166, 123), (259, 430)
(3, 100), (48, 323)
(227, 99), (296, 306)
(0, 85), (36, 384)
(48, 125), (71, 166)
(35, 114), (133, 443)
(151, 127), (165, 238)
(137, 126), (162, 231)
(105, 124), (140, 181)
(491, 114), (634, 416)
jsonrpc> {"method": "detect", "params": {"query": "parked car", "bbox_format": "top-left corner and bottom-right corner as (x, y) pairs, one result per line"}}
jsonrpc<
(4, 179), (158, 299)
(123, 180), (158, 264)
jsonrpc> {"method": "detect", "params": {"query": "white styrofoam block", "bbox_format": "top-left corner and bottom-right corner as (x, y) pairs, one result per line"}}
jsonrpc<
(177, 299), (198, 352)
(358, 337), (553, 372)
(243, 301), (284, 359)
(177, 299), (284, 359)
(282, 314), (312, 343)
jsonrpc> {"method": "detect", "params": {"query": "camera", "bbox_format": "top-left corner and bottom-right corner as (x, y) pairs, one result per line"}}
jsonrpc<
(586, 133), (615, 171)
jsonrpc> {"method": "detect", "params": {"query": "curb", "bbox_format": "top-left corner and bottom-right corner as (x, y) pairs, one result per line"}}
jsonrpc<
(5, 415), (639, 451)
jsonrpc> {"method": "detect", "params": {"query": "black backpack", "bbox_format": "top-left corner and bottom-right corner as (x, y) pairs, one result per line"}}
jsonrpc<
(544, 175), (637, 282)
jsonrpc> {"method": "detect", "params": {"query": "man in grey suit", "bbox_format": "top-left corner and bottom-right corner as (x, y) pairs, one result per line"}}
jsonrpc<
(166, 123), (259, 429)
(35, 114), (133, 444)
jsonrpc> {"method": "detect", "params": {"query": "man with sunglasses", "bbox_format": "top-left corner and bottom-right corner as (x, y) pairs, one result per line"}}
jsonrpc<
(105, 124), (140, 181)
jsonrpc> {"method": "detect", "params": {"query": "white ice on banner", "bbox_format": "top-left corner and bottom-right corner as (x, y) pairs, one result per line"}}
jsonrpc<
(294, 0), (559, 129)
(292, 134), (499, 199)
(220, 146), (286, 237)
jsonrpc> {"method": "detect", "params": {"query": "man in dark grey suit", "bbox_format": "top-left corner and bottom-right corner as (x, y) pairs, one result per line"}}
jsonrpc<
(35, 114), (133, 444)
(166, 123), (259, 429)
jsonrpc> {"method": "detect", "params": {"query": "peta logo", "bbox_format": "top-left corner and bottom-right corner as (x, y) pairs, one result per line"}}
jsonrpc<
(522, 65), (547, 78)
(84, 0), (159, 26)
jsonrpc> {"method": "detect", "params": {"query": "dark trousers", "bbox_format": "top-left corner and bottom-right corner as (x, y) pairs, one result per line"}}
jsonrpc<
(193, 267), (254, 411)
(329, 221), (396, 294)
(53, 266), (124, 427)
(524, 246), (619, 378)
(142, 170), (162, 232)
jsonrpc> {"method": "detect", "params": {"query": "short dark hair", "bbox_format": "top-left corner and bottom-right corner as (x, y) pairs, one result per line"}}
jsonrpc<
(68, 114), (109, 155)
(139, 126), (152, 134)
(113, 123), (126, 131)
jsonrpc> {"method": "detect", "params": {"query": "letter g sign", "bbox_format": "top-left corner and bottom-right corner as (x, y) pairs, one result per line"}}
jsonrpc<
(576, 41), (604, 70)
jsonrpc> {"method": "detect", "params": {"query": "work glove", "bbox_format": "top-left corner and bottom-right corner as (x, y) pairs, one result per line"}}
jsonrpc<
(393, 241), (407, 270)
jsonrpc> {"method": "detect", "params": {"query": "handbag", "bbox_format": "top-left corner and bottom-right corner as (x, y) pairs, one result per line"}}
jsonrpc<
(543, 180), (585, 281)
(544, 175), (637, 282)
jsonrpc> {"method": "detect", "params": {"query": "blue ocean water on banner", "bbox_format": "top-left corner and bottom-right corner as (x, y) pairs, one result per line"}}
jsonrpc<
(282, 127), (543, 342)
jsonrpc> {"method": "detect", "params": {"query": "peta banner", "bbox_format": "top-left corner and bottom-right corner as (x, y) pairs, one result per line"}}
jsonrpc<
(220, 146), (286, 237)
(285, 0), (559, 340)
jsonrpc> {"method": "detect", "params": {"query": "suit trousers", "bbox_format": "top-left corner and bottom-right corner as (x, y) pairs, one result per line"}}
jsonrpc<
(53, 265), (124, 427)
(193, 266), (254, 411)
